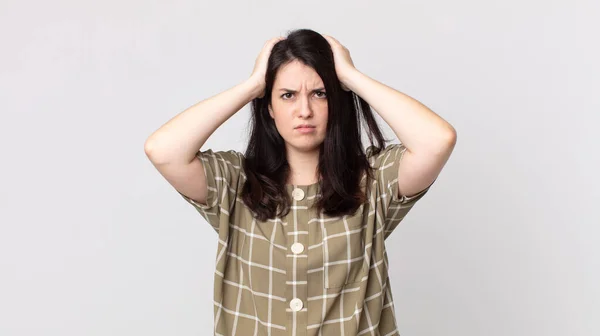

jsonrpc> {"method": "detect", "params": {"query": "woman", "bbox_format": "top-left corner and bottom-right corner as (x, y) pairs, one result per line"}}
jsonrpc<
(145, 28), (456, 336)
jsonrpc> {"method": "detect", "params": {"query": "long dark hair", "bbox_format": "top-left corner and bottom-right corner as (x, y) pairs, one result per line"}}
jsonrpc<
(241, 28), (391, 221)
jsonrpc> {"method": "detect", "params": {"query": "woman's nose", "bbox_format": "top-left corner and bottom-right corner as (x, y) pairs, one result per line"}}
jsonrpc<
(298, 96), (313, 117)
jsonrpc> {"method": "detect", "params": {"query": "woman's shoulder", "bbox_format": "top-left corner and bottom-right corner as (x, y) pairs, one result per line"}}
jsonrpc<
(199, 148), (245, 162)
(365, 143), (406, 163)
(196, 148), (246, 180)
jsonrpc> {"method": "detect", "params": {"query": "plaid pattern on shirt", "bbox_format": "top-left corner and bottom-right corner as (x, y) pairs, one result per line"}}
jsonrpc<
(178, 143), (432, 335)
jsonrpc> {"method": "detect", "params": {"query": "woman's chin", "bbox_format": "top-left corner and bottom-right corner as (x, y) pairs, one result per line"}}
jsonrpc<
(287, 141), (323, 153)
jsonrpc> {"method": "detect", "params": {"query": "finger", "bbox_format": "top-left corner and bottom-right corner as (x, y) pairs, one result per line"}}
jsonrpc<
(324, 35), (341, 49)
(269, 36), (285, 47)
(265, 36), (284, 46)
(324, 35), (338, 44)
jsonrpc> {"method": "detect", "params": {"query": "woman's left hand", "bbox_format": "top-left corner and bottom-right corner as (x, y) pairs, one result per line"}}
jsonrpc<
(322, 34), (355, 92)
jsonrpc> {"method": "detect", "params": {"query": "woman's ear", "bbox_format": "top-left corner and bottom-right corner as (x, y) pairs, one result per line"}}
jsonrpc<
(269, 105), (274, 119)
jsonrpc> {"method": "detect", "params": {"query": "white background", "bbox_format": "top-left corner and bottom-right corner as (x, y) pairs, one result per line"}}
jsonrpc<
(1, 0), (598, 335)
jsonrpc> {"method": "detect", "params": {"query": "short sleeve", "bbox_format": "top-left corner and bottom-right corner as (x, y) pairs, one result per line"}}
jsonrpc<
(367, 143), (433, 239)
(177, 148), (245, 235)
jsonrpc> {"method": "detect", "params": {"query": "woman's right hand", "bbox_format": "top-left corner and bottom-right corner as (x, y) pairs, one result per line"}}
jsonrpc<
(250, 36), (286, 99)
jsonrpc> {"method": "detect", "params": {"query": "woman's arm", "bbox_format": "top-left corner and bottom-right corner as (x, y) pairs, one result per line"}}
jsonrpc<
(145, 36), (283, 164)
(144, 36), (282, 205)
(143, 78), (260, 205)
(342, 69), (457, 197)
(322, 34), (455, 197)
(144, 78), (260, 165)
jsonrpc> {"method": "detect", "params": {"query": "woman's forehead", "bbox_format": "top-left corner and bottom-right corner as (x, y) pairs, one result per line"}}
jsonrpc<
(275, 62), (324, 88)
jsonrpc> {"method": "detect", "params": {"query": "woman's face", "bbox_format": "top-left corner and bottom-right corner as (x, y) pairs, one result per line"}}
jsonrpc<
(269, 60), (328, 154)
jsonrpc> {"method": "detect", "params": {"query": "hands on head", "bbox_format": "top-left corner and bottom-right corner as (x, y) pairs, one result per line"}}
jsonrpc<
(249, 33), (353, 99)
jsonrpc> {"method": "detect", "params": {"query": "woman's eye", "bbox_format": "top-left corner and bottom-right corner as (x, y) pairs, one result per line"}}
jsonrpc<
(281, 91), (326, 99)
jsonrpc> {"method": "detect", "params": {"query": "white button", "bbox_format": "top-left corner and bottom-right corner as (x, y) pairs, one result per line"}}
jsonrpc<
(292, 188), (305, 201)
(291, 242), (304, 254)
(290, 298), (303, 311)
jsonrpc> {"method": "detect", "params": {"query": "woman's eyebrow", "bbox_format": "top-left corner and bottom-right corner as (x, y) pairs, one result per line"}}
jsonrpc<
(279, 87), (325, 93)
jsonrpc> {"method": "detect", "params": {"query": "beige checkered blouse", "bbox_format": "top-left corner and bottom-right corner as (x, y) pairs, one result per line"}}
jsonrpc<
(178, 143), (432, 336)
